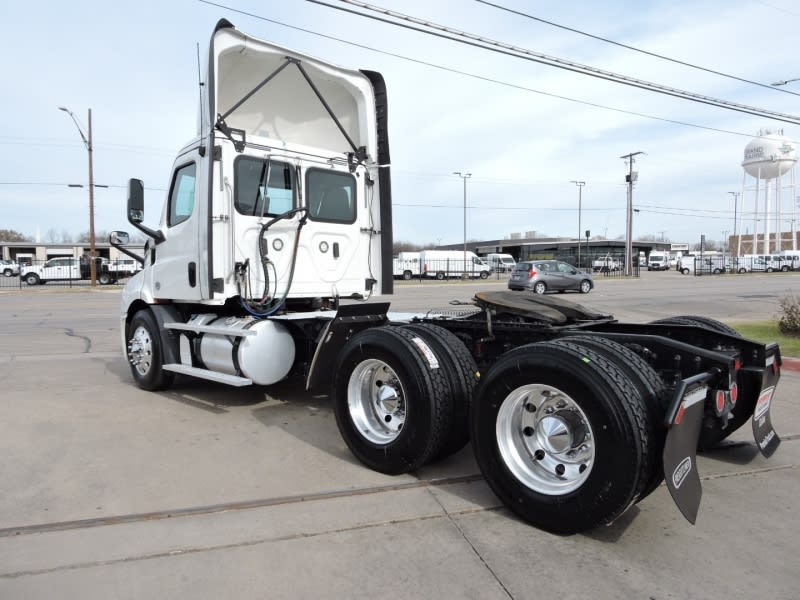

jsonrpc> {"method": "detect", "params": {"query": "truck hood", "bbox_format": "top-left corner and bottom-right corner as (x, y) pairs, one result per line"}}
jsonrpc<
(202, 20), (380, 161)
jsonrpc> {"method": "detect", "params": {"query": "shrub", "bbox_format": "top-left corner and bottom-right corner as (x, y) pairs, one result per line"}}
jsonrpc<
(778, 292), (800, 336)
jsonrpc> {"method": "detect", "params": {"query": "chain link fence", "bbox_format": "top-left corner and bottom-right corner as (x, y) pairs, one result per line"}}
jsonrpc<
(0, 258), (138, 289)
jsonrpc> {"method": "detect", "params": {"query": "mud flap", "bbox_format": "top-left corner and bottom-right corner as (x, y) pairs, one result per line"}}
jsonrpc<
(753, 385), (781, 458)
(663, 385), (708, 524)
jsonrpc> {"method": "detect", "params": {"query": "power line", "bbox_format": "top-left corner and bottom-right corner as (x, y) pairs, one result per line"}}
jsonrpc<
(313, 0), (800, 124)
(474, 0), (800, 98)
(197, 0), (793, 142)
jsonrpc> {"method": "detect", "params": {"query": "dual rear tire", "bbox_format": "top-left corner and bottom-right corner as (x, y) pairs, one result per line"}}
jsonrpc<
(471, 339), (661, 534)
(332, 325), (478, 475)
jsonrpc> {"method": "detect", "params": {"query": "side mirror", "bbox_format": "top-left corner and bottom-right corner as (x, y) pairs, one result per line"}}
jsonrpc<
(128, 179), (144, 224)
(110, 231), (129, 245)
(125, 178), (164, 244)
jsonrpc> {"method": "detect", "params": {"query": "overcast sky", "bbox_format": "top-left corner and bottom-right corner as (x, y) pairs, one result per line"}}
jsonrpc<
(2, 0), (799, 247)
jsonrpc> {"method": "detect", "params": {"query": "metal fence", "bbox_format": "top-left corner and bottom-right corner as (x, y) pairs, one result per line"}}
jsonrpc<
(0, 259), (138, 289)
(393, 253), (639, 282)
(680, 254), (800, 276)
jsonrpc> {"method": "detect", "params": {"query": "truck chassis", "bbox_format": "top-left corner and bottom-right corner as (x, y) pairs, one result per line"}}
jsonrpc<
(123, 290), (781, 534)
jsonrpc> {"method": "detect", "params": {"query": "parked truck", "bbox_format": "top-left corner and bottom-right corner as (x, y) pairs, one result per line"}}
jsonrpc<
(111, 20), (783, 534)
(21, 255), (117, 285)
(419, 249), (491, 279)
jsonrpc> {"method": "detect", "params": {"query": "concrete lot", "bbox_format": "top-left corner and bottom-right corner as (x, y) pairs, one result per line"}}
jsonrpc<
(0, 272), (798, 599)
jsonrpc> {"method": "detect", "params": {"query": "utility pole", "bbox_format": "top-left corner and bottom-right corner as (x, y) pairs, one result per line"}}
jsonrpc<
(453, 171), (471, 277)
(620, 152), (644, 276)
(59, 106), (97, 287)
(728, 191), (741, 257)
(571, 181), (585, 268)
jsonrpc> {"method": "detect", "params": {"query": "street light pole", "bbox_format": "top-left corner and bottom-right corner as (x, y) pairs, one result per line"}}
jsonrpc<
(453, 171), (472, 277)
(620, 151), (644, 276)
(571, 181), (585, 268)
(59, 106), (97, 287)
(771, 77), (800, 87)
(728, 191), (741, 257)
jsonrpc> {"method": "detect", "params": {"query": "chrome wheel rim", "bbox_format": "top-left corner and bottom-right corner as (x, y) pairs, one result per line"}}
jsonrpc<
(348, 359), (406, 445)
(496, 384), (595, 495)
(128, 325), (153, 376)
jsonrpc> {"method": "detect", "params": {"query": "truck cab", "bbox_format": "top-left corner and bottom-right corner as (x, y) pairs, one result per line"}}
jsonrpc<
(122, 20), (391, 308)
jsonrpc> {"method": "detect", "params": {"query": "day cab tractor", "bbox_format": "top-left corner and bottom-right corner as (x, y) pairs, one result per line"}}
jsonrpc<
(111, 20), (783, 535)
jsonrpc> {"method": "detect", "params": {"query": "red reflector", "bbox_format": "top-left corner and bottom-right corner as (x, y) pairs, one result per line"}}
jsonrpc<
(715, 391), (725, 413)
(674, 403), (686, 425)
(730, 383), (738, 406)
(734, 358), (741, 371)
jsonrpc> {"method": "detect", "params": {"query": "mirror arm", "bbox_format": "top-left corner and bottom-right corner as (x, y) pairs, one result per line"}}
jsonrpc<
(109, 235), (145, 266)
(128, 219), (164, 244)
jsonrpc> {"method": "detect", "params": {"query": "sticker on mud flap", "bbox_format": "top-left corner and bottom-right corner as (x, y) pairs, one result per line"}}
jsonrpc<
(754, 386), (775, 421)
(411, 337), (439, 369)
(672, 456), (692, 489)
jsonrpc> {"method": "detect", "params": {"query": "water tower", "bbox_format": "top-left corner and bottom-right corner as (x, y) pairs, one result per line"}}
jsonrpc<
(739, 130), (797, 255)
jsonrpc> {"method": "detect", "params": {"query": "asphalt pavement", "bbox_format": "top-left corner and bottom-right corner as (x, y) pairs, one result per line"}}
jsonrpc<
(0, 276), (798, 599)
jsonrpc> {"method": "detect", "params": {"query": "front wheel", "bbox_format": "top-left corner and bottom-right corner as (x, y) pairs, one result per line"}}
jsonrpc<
(579, 279), (591, 293)
(332, 327), (452, 474)
(471, 342), (653, 534)
(435, 272), (445, 281)
(98, 272), (112, 285)
(681, 268), (690, 275)
(781, 265), (790, 272)
(533, 281), (547, 294)
(25, 273), (40, 285)
(127, 309), (174, 391)
(479, 270), (489, 279)
(738, 267), (746, 273)
(402, 270), (412, 280)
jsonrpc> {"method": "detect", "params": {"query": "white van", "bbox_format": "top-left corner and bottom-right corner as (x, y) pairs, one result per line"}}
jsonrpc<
(393, 252), (422, 280)
(647, 252), (670, 271)
(419, 250), (491, 279)
(485, 253), (516, 273)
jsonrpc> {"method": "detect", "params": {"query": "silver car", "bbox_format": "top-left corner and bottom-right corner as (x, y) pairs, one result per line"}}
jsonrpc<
(507, 260), (594, 294)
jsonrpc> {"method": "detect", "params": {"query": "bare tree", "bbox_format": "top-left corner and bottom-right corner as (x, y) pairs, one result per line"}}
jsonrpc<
(0, 229), (30, 242)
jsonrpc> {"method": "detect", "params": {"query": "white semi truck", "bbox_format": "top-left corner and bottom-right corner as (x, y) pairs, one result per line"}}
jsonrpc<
(111, 20), (783, 534)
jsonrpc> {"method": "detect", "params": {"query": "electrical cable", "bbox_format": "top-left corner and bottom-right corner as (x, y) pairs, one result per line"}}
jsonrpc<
(312, 0), (800, 124)
(474, 0), (800, 98)
(197, 0), (795, 141)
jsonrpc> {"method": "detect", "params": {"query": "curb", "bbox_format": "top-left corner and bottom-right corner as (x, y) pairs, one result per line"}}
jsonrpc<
(782, 357), (800, 373)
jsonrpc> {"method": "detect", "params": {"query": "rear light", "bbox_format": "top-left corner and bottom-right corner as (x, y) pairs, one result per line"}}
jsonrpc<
(528, 268), (537, 277)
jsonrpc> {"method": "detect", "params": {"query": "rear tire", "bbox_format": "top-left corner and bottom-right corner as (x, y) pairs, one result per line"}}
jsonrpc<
(471, 341), (653, 534)
(533, 281), (547, 294)
(25, 273), (40, 286)
(332, 326), (452, 474)
(435, 272), (445, 281)
(556, 336), (668, 500)
(402, 271), (412, 280)
(402, 323), (479, 460)
(98, 272), (112, 285)
(2, 268), (12, 277)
